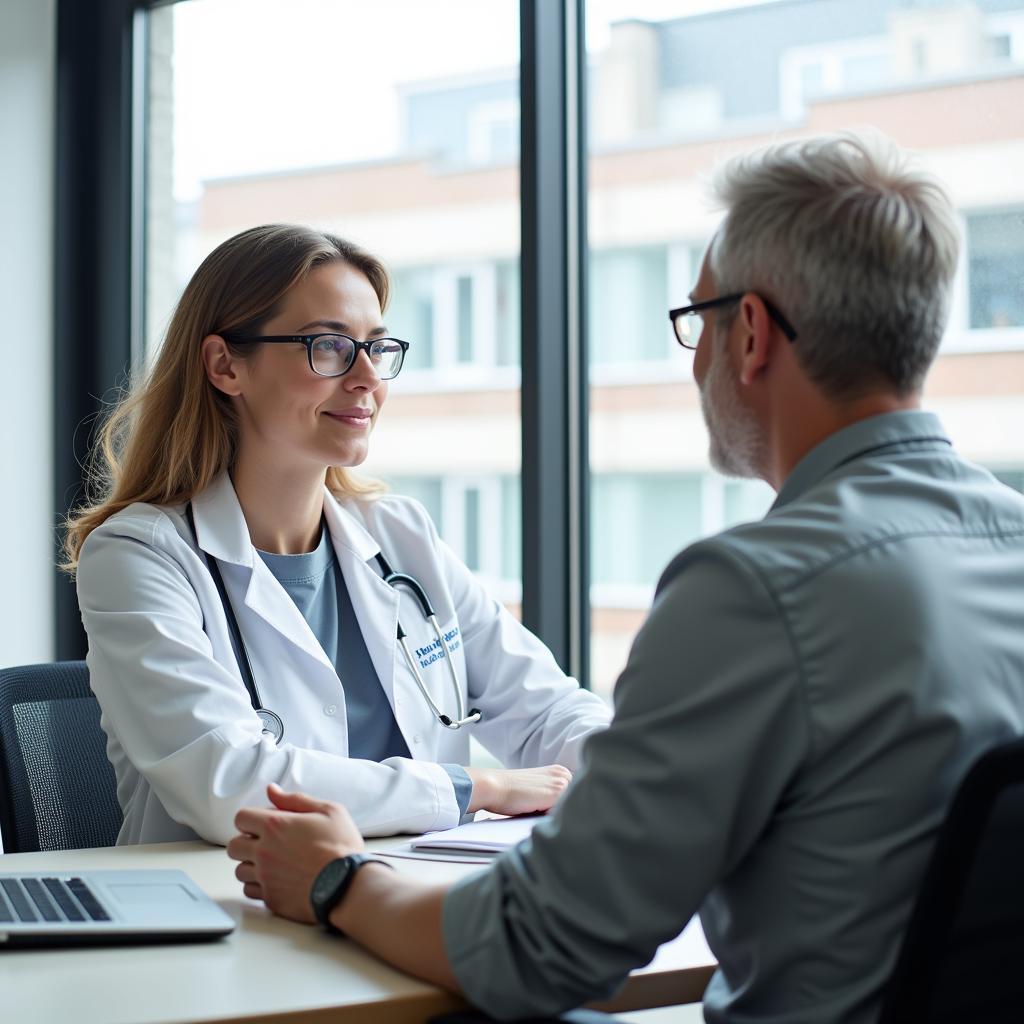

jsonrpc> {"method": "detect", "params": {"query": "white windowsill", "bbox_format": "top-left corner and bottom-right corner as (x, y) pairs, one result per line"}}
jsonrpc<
(941, 328), (1024, 355)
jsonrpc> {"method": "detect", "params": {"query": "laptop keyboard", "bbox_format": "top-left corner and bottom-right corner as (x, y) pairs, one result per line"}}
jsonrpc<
(0, 877), (110, 924)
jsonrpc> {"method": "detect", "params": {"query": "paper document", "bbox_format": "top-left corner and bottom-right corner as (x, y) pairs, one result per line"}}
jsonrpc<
(377, 815), (544, 863)
(410, 814), (543, 854)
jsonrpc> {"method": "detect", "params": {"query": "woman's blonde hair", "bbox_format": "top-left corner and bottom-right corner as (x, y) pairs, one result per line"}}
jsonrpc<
(62, 223), (391, 573)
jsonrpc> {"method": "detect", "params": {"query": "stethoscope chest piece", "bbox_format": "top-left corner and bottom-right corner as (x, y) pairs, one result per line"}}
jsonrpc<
(257, 708), (285, 744)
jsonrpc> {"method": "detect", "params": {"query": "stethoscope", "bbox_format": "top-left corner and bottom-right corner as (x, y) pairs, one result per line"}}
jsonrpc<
(186, 505), (481, 745)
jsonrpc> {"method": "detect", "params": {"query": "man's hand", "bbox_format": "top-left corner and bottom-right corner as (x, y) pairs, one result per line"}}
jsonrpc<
(465, 764), (572, 816)
(227, 783), (365, 923)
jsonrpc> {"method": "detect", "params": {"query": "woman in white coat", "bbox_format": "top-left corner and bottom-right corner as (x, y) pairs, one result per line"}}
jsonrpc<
(65, 224), (610, 846)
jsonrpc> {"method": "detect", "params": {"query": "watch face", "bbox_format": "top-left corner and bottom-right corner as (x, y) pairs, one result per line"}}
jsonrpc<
(312, 858), (351, 906)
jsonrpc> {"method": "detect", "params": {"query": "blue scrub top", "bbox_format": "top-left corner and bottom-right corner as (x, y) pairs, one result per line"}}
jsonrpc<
(258, 525), (472, 816)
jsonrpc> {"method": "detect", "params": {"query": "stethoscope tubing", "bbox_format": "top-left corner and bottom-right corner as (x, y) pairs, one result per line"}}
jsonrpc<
(185, 503), (480, 744)
(374, 554), (482, 730)
(185, 504), (284, 743)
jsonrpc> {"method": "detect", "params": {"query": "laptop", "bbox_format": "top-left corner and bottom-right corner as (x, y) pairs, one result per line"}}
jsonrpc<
(0, 869), (235, 947)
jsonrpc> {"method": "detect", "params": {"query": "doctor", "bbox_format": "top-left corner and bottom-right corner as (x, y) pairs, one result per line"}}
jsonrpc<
(66, 223), (610, 846)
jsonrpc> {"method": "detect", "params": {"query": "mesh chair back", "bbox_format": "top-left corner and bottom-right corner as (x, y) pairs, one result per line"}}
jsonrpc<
(0, 661), (122, 853)
(879, 736), (1024, 1024)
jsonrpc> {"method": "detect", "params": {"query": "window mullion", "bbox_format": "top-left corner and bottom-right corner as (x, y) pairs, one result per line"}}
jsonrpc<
(519, 0), (589, 683)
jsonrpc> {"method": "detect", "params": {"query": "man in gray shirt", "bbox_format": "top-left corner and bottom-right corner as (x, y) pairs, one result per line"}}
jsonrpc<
(226, 134), (1024, 1023)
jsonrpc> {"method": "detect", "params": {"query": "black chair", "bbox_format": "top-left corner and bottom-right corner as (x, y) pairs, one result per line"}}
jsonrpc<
(0, 661), (122, 853)
(879, 736), (1024, 1024)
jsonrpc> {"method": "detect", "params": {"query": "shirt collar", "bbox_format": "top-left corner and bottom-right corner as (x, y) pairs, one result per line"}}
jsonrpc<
(772, 409), (952, 511)
(256, 523), (334, 582)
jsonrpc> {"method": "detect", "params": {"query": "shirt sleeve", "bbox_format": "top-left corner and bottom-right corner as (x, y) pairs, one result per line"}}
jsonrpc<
(441, 541), (809, 1018)
(440, 764), (474, 820)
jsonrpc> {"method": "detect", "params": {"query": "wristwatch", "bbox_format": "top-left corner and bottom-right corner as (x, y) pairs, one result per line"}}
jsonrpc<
(309, 854), (393, 935)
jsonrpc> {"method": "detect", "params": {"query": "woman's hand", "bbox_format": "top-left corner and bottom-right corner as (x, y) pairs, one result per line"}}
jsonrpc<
(465, 765), (572, 816)
(227, 783), (365, 923)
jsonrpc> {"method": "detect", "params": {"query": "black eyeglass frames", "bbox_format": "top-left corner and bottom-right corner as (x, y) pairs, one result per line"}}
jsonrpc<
(222, 333), (410, 379)
(669, 294), (798, 350)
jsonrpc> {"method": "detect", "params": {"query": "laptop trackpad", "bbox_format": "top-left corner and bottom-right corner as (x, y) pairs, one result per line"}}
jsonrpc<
(108, 883), (198, 906)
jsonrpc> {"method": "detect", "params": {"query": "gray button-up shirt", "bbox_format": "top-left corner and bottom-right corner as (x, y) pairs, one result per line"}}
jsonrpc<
(442, 410), (1024, 1023)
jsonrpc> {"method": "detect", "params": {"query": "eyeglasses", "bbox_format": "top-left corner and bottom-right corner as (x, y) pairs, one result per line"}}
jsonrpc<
(669, 294), (798, 350)
(223, 333), (410, 379)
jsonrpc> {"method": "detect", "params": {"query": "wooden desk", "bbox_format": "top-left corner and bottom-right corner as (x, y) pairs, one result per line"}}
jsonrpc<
(0, 840), (714, 1023)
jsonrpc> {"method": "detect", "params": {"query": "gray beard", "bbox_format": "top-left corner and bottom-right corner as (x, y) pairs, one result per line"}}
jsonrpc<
(699, 337), (767, 480)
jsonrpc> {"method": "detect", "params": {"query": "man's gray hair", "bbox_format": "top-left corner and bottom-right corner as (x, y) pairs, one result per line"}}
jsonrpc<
(709, 133), (960, 398)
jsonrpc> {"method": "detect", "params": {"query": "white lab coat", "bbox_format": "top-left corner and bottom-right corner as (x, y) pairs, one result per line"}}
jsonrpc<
(77, 472), (610, 846)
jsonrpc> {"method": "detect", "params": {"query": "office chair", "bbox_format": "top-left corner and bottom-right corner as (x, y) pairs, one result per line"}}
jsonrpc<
(0, 661), (122, 853)
(878, 735), (1024, 1024)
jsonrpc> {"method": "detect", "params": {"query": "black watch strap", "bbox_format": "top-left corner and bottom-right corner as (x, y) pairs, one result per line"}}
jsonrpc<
(310, 854), (393, 935)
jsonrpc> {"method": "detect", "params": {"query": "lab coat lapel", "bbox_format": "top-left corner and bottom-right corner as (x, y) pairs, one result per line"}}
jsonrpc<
(191, 472), (335, 673)
(242, 561), (336, 672)
(322, 492), (402, 712)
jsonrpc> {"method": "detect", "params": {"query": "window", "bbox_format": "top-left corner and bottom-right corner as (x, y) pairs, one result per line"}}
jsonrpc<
(496, 260), (520, 367)
(591, 474), (703, 589)
(143, 0), (522, 610)
(381, 261), (522, 380)
(987, 33), (1012, 60)
(500, 475), (522, 583)
(383, 474), (521, 608)
(467, 98), (520, 166)
(382, 476), (443, 528)
(779, 37), (889, 120)
(63, 0), (1024, 680)
(387, 268), (436, 371)
(589, 247), (672, 366)
(587, 471), (773, 697)
(402, 72), (518, 169)
(586, 0), (1024, 699)
(453, 275), (472, 363)
(967, 210), (1024, 330)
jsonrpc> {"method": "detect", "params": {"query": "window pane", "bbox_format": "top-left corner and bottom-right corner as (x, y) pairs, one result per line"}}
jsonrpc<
(591, 474), (703, 587)
(589, 247), (670, 365)
(968, 210), (1024, 328)
(144, 0), (522, 616)
(586, 0), (1024, 700)
(382, 476), (443, 528)
(496, 260), (521, 366)
(388, 268), (435, 370)
(501, 475), (522, 583)
(463, 487), (481, 571)
(456, 275), (474, 363)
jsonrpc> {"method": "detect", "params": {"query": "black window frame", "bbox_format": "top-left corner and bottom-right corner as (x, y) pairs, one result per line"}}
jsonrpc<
(55, 0), (148, 659)
(54, 0), (591, 687)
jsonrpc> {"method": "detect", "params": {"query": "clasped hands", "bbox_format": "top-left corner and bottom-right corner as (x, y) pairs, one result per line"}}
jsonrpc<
(227, 765), (571, 924)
